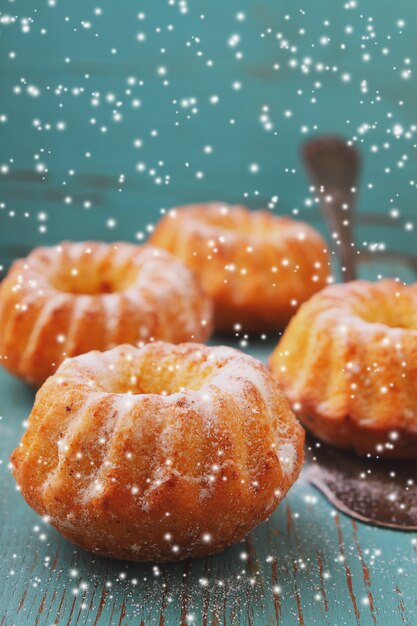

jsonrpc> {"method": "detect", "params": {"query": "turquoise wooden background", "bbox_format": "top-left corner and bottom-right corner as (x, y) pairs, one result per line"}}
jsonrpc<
(1, 0), (417, 261)
(0, 1), (416, 624)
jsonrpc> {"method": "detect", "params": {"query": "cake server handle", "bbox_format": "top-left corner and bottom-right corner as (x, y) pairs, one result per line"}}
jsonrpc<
(302, 136), (360, 282)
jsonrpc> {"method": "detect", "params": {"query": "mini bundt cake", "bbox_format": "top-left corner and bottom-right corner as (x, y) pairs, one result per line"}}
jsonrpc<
(269, 279), (417, 458)
(11, 342), (304, 562)
(150, 203), (331, 333)
(0, 242), (212, 386)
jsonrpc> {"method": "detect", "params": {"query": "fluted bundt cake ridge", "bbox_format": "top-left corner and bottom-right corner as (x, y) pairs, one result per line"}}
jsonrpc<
(270, 279), (417, 458)
(0, 241), (213, 385)
(12, 341), (304, 562)
(150, 203), (331, 332)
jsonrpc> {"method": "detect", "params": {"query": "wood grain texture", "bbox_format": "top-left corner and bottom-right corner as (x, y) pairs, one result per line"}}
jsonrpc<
(0, 0), (417, 272)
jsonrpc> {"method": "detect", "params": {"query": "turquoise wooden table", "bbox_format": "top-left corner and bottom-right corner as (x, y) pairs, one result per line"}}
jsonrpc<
(1, 335), (417, 625)
(0, 0), (416, 624)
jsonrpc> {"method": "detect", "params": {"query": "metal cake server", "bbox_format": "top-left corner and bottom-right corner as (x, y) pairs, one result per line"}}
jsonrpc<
(302, 135), (417, 530)
(303, 135), (359, 281)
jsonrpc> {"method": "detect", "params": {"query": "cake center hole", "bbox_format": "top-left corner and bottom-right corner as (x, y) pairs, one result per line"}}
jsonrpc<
(109, 359), (216, 396)
(51, 266), (138, 295)
(359, 302), (417, 330)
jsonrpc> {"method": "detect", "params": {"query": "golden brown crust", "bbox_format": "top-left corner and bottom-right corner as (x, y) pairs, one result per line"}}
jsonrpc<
(150, 203), (331, 333)
(11, 342), (304, 562)
(0, 242), (213, 386)
(269, 279), (417, 458)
